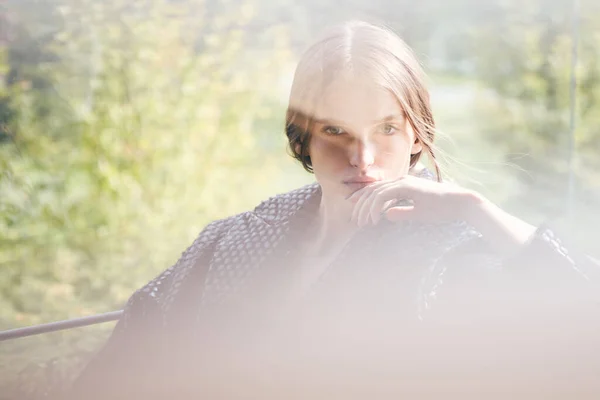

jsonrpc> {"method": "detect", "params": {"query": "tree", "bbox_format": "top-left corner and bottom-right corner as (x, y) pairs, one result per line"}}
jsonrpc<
(0, 0), (293, 327)
(463, 0), (600, 249)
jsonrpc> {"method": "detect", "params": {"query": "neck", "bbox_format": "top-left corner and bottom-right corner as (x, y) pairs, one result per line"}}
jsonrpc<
(310, 191), (358, 256)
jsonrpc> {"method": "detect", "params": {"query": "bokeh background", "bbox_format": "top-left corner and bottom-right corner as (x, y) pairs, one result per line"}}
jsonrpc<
(1, 0), (599, 397)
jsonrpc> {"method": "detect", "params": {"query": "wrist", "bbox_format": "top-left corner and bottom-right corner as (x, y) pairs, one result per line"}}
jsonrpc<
(458, 190), (536, 255)
(457, 189), (487, 224)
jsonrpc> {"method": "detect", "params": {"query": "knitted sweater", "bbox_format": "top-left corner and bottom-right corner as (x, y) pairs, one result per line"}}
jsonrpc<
(67, 182), (600, 399)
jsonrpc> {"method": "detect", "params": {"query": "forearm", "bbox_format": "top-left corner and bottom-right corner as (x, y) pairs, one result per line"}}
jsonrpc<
(462, 191), (536, 256)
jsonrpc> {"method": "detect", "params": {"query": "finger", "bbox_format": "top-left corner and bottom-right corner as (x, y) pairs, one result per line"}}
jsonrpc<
(371, 180), (414, 223)
(355, 180), (412, 226)
(355, 181), (395, 226)
(358, 182), (404, 227)
(346, 185), (371, 203)
(352, 188), (373, 226)
(346, 188), (363, 202)
(384, 205), (419, 222)
(347, 179), (389, 203)
(351, 183), (382, 224)
(367, 183), (411, 225)
(358, 191), (379, 227)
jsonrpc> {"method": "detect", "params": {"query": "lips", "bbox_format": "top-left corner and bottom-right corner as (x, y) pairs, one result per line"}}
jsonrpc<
(342, 177), (380, 194)
(343, 177), (379, 184)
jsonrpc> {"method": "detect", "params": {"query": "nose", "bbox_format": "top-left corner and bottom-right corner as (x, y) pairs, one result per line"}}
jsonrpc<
(349, 139), (375, 170)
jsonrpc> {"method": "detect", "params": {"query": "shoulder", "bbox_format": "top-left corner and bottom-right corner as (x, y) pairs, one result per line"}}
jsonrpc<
(252, 182), (320, 224)
(118, 216), (239, 323)
(181, 182), (320, 260)
(123, 184), (321, 315)
(409, 162), (433, 179)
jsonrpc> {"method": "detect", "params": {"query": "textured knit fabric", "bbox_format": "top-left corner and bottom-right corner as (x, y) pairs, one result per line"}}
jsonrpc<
(122, 181), (595, 323)
(66, 179), (600, 400)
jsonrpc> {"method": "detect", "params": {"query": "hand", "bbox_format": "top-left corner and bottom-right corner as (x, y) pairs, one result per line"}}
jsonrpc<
(347, 175), (476, 227)
(347, 175), (537, 255)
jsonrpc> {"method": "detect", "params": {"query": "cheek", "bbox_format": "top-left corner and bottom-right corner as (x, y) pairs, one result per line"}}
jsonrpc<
(309, 137), (347, 170)
(376, 137), (413, 173)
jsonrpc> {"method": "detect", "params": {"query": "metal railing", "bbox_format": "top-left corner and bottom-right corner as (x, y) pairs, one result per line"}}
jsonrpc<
(1, 255), (599, 342)
(0, 310), (123, 342)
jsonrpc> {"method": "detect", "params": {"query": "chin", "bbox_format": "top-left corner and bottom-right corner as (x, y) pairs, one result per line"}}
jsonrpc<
(343, 182), (372, 194)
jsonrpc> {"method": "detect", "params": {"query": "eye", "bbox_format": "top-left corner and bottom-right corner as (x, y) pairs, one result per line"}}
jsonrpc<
(322, 126), (345, 136)
(380, 123), (398, 135)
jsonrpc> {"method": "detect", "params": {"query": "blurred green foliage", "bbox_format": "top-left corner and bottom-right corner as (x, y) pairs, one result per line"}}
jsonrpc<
(1, 0), (297, 395)
(1, 0), (600, 397)
(1, 0), (293, 328)
(455, 0), (600, 245)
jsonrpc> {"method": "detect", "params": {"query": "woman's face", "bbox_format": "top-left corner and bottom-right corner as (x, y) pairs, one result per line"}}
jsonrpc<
(308, 77), (422, 201)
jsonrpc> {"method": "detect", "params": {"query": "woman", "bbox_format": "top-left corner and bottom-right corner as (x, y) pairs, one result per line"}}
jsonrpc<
(67, 21), (599, 399)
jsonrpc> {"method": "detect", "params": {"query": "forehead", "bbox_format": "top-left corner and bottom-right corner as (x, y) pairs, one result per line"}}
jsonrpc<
(313, 77), (404, 124)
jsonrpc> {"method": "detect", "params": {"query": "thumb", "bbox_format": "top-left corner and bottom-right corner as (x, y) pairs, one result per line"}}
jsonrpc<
(384, 206), (418, 222)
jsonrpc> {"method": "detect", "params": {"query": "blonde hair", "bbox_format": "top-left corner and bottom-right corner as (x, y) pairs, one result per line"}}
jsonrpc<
(285, 20), (442, 181)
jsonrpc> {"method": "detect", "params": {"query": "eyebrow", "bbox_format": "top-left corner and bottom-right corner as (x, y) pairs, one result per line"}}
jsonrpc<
(314, 114), (405, 125)
(377, 114), (405, 123)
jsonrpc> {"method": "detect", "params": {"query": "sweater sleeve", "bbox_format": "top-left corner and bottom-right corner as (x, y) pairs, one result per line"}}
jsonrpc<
(432, 224), (600, 321)
(64, 218), (230, 400)
(423, 227), (600, 394)
(502, 225), (600, 287)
